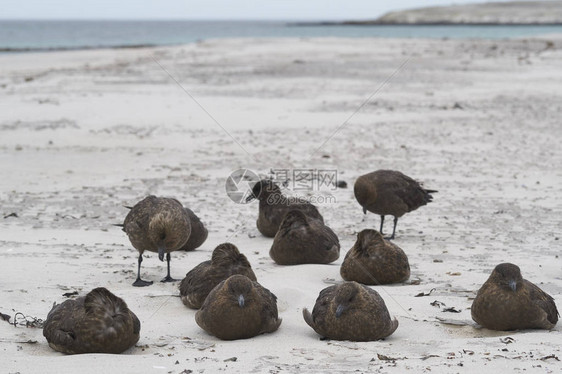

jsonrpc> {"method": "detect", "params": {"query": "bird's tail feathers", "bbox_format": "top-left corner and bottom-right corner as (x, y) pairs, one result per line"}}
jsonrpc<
(302, 308), (314, 328)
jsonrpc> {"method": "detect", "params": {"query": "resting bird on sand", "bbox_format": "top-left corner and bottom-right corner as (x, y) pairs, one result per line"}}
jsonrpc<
(246, 179), (324, 237)
(43, 287), (140, 354)
(179, 243), (257, 309)
(180, 208), (208, 252)
(340, 229), (409, 285)
(269, 210), (340, 265)
(195, 274), (281, 340)
(122, 195), (191, 287)
(471, 263), (559, 331)
(354, 170), (436, 239)
(303, 281), (398, 341)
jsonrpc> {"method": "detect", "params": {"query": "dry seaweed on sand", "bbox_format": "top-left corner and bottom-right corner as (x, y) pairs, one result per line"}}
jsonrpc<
(414, 288), (435, 297)
(12, 312), (45, 328)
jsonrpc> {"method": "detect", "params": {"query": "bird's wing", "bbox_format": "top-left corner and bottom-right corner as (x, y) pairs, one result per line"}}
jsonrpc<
(311, 285), (336, 322)
(393, 174), (432, 210)
(256, 283), (281, 333)
(320, 224), (339, 250)
(43, 299), (80, 351)
(526, 280), (559, 325)
(179, 262), (212, 295)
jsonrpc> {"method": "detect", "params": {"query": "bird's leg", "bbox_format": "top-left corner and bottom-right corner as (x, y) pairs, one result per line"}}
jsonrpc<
(385, 217), (398, 240)
(379, 215), (385, 235)
(161, 252), (177, 283)
(133, 253), (153, 287)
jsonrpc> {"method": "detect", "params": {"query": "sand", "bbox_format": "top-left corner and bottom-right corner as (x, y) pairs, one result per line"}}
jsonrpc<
(1, 36), (561, 373)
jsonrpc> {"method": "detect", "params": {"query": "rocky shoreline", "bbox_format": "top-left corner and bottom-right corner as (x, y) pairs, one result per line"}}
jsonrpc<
(297, 1), (562, 26)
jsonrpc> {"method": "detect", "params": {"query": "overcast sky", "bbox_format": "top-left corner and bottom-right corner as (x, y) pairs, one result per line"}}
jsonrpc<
(2, 0), (520, 20)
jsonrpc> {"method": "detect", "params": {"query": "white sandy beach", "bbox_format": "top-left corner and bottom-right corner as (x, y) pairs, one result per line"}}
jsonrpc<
(1, 36), (561, 373)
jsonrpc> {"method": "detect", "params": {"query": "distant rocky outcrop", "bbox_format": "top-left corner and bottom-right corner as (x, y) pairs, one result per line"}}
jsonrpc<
(347, 1), (562, 25)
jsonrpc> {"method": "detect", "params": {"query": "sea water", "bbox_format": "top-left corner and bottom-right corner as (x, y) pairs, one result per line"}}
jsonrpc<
(1, 20), (562, 52)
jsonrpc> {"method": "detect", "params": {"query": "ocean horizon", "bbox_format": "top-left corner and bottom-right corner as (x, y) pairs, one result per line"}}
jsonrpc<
(2, 20), (562, 52)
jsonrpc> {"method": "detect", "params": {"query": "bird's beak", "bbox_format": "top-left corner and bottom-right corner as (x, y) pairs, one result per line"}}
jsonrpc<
(362, 207), (367, 214)
(509, 280), (517, 292)
(158, 246), (166, 262)
(238, 294), (245, 308)
(335, 304), (345, 318)
(245, 193), (256, 203)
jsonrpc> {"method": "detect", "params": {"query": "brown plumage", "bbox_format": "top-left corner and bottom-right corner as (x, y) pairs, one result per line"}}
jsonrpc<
(269, 210), (340, 265)
(246, 179), (324, 237)
(340, 229), (409, 285)
(179, 243), (257, 309)
(354, 170), (436, 239)
(471, 263), (559, 331)
(180, 208), (208, 252)
(43, 288), (140, 354)
(303, 281), (398, 341)
(122, 195), (191, 287)
(195, 274), (281, 340)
